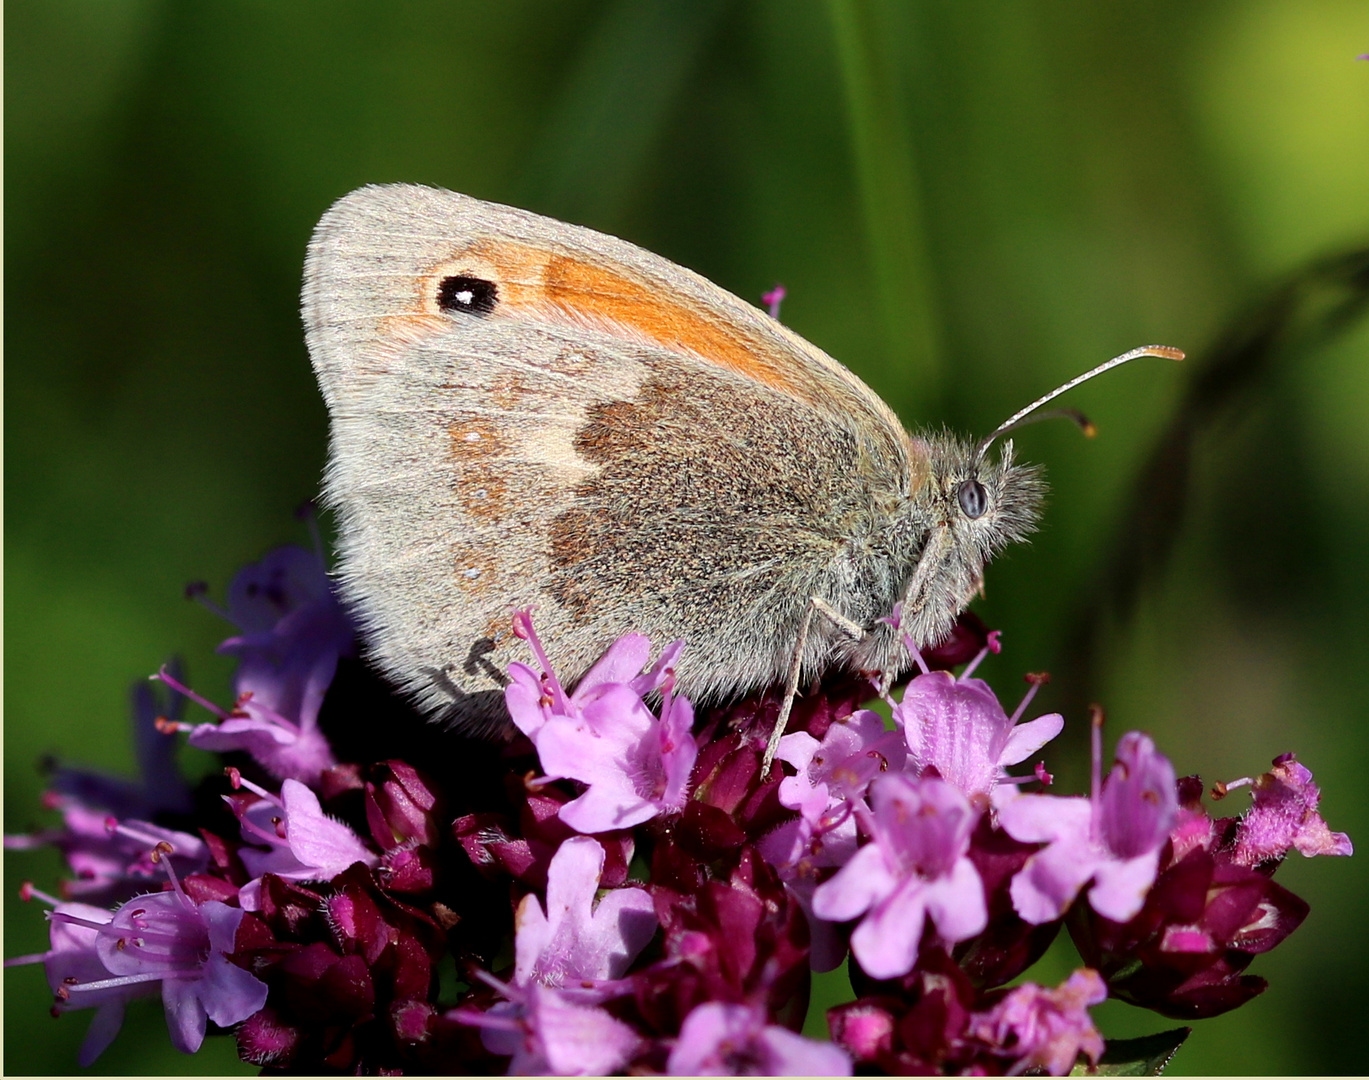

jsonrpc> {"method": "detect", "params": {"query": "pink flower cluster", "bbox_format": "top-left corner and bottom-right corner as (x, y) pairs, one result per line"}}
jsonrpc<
(4, 540), (1353, 1075)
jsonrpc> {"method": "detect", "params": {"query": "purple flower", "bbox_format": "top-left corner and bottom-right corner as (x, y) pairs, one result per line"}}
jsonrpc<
(5, 800), (207, 908)
(163, 545), (353, 786)
(1070, 774), (1320, 1019)
(44, 665), (194, 820)
(897, 669), (1061, 805)
(761, 712), (902, 973)
(216, 544), (354, 740)
(505, 610), (680, 737)
(8, 855), (268, 1063)
(666, 1002), (851, 1075)
(1002, 730), (1177, 924)
(812, 774), (987, 979)
(1220, 753), (1353, 866)
(758, 813), (853, 973)
(966, 968), (1106, 1075)
(228, 775), (378, 910)
(457, 980), (641, 1076)
(5, 889), (159, 1067)
(507, 611), (696, 832)
(514, 836), (657, 994)
(776, 709), (906, 827)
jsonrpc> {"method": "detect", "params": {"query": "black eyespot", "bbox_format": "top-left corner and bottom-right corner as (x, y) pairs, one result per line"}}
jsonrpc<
(958, 479), (988, 520)
(438, 275), (498, 316)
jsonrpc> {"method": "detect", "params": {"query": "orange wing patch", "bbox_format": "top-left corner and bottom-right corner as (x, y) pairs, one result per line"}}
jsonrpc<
(539, 253), (797, 394)
(405, 240), (816, 400)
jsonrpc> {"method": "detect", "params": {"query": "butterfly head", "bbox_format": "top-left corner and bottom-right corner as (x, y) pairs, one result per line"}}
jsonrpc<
(892, 346), (1185, 653)
(893, 432), (1043, 646)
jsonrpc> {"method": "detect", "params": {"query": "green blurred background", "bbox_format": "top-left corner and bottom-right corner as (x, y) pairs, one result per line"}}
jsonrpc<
(6, 1), (1368, 1073)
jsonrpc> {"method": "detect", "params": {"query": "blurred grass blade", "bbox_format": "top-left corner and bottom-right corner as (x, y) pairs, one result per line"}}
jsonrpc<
(516, 0), (729, 228)
(826, 0), (943, 411)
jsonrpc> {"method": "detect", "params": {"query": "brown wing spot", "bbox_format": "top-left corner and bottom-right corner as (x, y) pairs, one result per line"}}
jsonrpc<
(481, 613), (515, 648)
(449, 417), (508, 460)
(488, 374), (536, 410)
(451, 544), (500, 596)
(456, 467), (510, 521)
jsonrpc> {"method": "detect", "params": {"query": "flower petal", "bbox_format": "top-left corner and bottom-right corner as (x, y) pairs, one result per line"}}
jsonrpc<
(999, 712), (1065, 766)
(923, 856), (988, 943)
(849, 877), (927, 980)
(812, 843), (897, 923)
(161, 977), (209, 1055)
(1088, 849), (1162, 923)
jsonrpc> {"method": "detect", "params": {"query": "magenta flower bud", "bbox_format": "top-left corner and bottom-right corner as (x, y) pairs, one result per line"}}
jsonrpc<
(965, 968), (1106, 1075)
(365, 760), (441, 849)
(1222, 753), (1353, 867)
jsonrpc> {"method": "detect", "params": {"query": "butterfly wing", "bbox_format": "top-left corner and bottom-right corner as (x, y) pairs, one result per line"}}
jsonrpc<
(304, 184), (921, 732)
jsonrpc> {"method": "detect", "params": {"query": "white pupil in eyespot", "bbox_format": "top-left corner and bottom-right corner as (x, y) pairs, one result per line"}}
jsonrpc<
(456, 290), (474, 305)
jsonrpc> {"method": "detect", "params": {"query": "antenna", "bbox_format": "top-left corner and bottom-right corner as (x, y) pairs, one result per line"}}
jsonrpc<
(976, 345), (1184, 458)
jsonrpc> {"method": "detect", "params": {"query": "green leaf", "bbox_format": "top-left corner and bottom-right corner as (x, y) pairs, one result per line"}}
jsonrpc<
(1072, 1028), (1192, 1076)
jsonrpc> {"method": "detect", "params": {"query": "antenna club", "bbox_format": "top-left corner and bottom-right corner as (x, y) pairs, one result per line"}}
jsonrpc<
(1082, 420), (1098, 439)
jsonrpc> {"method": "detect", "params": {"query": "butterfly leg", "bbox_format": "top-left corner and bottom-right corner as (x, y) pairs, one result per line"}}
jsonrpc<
(760, 597), (865, 778)
(899, 524), (954, 618)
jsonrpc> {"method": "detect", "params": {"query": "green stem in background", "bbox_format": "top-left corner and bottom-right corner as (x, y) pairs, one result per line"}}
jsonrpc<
(515, 0), (729, 229)
(826, 0), (944, 416)
(1063, 245), (1369, 718)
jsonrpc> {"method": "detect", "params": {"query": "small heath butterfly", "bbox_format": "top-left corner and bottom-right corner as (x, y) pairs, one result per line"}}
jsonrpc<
(304, 184), (1180, 758)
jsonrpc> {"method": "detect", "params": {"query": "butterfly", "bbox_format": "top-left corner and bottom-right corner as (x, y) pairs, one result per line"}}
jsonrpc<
(303, 183), (1180, 765)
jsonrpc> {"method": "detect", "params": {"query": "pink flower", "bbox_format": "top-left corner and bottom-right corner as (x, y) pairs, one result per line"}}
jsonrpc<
(456, 980), (641, 1076)
(761, 710), (903, 972)
(666, 1001), (851, 1075)
(1070, 773), (1322, 1019)
(5, 891), (158, 1066)
(896, 669), (1061, 805)
(5, 801), (207, 908)
(812, 774), (987, 979)
(228, 775), (377, 910)
(775, 708), (906, 828)
(966, 968), (1106, 1075)
(1002, 731), (1177, 924)
(506, 612), (696, 832)
(514, 836), (657, 995)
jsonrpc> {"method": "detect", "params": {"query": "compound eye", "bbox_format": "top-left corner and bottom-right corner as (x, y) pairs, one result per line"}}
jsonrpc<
(958, 479), (988, 520)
